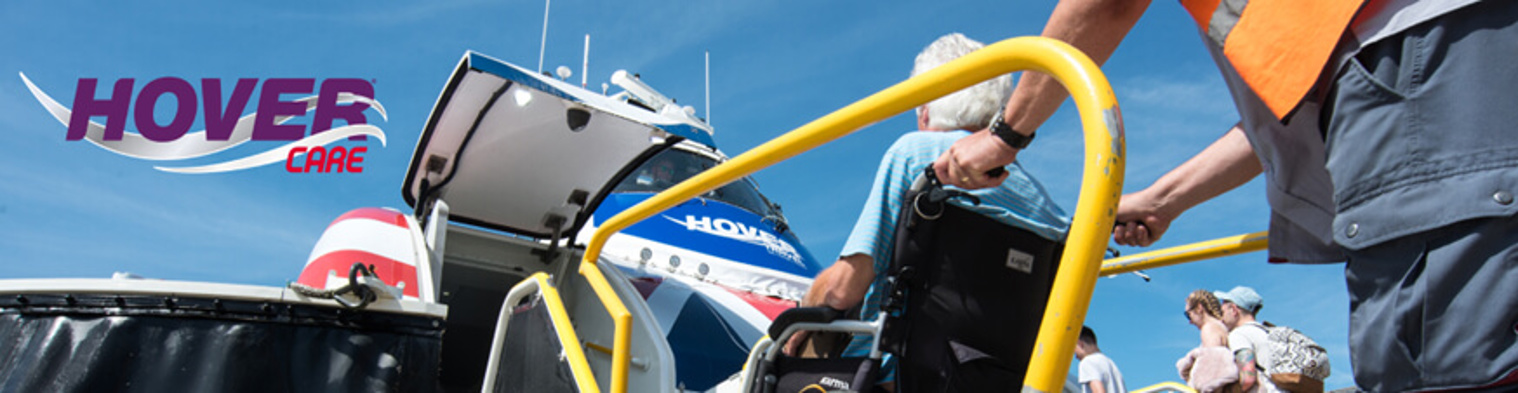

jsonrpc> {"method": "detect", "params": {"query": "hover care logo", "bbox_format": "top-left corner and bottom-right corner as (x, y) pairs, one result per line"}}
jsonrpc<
(20, 72), (387, 174)
(664, 214), (805, 268)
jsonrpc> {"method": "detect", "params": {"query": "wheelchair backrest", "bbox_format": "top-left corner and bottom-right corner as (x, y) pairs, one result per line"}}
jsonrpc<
(879, 170), (1065, 392)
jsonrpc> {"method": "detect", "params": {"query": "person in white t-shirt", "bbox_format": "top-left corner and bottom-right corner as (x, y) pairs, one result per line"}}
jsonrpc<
(1076, 326), (1127, 393)
(1215, 286), (1280, 393)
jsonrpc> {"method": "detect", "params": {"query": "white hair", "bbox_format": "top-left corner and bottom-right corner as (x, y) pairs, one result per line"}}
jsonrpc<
(912, 33), (1012, 131)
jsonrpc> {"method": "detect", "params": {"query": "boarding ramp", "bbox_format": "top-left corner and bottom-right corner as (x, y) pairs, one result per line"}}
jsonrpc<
(481, 267), (677, 393)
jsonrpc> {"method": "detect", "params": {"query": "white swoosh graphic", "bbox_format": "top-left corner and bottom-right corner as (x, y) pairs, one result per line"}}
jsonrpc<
(20, 72), (388, 161)
(156, 124), (386, 174)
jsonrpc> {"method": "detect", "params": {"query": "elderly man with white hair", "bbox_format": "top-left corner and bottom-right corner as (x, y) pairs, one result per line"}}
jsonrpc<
(789, 32), (1071, 389)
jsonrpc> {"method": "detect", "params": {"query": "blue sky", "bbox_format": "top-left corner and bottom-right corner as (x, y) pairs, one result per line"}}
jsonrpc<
(0, 1), (1354, 389)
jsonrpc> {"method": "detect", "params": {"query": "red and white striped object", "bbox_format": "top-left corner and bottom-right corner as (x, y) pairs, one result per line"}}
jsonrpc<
(298, 207), (433, 302)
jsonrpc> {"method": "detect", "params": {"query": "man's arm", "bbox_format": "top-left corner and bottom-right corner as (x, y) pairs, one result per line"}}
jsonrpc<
(784, 254), (875, 355)
(1234, 347), (1259, 391)
(1087, 380), (1108, 393)
(800, 254), (875, 310)
(1112, 124), (1261, 246)
(935, 0), (1153, 189)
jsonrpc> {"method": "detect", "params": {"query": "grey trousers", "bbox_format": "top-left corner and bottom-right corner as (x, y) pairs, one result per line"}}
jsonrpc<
(1331, 1), (1518, 391)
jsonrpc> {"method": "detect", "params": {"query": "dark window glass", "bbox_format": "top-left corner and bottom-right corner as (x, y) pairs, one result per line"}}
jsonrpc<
(612, 149), (779, 219)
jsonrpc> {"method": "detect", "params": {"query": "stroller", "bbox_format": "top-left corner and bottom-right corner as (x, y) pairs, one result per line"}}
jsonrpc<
(743, 168), (1065, 393)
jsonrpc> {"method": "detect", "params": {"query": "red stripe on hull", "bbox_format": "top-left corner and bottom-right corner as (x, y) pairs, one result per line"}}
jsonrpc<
(723, 287), (797, 321)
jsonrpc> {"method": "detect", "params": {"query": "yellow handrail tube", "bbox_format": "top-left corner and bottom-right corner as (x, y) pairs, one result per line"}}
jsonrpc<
(1131, 381), (1198, 393)
(520, 272), (601, 392)
(575, 257), (631, 393)
(581, 36), (1124, 393)
(1010, 41), (1125, 393)
(1100, 231), (1268, 276)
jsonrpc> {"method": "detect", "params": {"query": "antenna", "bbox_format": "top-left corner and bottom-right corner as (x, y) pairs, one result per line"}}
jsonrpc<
(705, 50), (711, 124)
(537, 0), (551, 73)
(582, 34), (590, 88)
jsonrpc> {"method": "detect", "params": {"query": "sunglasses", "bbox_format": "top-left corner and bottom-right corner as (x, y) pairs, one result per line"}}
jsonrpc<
(1182, 305), (1195, 322)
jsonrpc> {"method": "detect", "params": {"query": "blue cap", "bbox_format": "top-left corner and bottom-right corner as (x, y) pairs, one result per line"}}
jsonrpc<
(1213, 286), (1263, 314)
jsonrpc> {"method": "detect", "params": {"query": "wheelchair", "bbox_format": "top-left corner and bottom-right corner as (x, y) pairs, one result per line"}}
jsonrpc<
(740, 168), (1066, 393)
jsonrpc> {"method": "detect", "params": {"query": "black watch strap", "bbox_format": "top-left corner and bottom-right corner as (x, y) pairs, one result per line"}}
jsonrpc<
(989, 112), (1034, 149)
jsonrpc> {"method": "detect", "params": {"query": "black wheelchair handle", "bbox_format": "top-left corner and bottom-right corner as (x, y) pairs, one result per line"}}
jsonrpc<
(768, 306), (847, 339)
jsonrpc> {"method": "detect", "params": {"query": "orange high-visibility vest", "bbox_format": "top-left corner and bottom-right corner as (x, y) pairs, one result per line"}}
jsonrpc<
(1180, 0), (1366, 120)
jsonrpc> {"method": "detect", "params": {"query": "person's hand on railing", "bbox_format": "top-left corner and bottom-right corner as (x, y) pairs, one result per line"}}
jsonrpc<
(1112, 190), (1174, 247)
(1112, 124), (1258, 248)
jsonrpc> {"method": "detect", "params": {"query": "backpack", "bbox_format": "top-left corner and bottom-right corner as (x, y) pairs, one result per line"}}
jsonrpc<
(1251, 323), (1330, 393)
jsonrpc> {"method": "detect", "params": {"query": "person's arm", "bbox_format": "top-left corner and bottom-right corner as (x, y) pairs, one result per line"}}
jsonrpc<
(1112, 124), (1261, 246)
(1087, 380), (1108, 393)
(1235, 347), (1259, 391)
(801, 254), (875, 310)
(784, 254), (875, 355)
(935, 0), (1153, 189)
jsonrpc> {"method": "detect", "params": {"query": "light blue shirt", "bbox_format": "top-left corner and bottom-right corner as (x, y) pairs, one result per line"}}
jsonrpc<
(838, 130), (1071, 378)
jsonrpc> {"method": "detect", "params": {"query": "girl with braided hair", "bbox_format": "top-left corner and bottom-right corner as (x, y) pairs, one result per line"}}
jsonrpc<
(1186, 289), (1230, 348)
(1179, 289), (1242, 393)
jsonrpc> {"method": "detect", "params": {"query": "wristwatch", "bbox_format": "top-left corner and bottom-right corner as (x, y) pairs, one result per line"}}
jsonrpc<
(988, 111), (1035, 149)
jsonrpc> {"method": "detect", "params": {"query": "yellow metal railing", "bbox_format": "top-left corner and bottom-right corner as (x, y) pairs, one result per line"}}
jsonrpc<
(1131, 381), (1198, 393)
(1100, 231), (1267, 276)
(580, 36), (1124, 393)
(574, 258), (632, 393)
